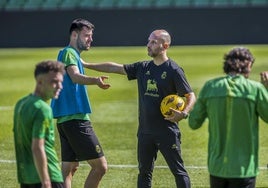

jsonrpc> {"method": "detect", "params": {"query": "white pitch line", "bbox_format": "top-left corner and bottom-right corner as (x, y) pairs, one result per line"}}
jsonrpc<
(0, 159), (15, 163)
(0, 106), (13, 111)
(0, 159), (267, 170)
(0, 159), (204, 169)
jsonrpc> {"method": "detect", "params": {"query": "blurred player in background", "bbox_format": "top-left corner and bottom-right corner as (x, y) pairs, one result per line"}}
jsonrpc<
(51, 18), (110, 188)
(188, 47), (268, 188)
(83, 29), (196, 188)
(13, 60), (65, 188)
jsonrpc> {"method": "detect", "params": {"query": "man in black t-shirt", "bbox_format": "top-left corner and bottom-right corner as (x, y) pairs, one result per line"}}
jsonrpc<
(83, 29), (196, 188)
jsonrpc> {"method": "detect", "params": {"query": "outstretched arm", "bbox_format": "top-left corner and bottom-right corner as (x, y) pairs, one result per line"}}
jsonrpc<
(81, 59), (126, 75)
(67, 65), (110, 89)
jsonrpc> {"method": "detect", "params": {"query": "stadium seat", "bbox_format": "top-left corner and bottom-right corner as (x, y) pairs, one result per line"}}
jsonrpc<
(79, 0), (98, 9)
(213, 0), (231, 7)
(232, 0), (249, 6)
(193, 0), (211, 7)
(5, 0), (26, 10)
(41, 0), (61, 10)
(0, 0), (8, 9)
(174, 0), (191, 7)
(136, 0), (155, 8)
(97, 0), (116, 8)
(154, 0), (173, 8)
(117, 0), (135, 8)
(23, 0), (43, 10)
(60, 0), (79, 9)
(251, 0), (268, 6)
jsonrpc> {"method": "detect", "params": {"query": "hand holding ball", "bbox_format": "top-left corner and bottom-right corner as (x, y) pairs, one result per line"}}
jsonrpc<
(160, 95), (185, 117)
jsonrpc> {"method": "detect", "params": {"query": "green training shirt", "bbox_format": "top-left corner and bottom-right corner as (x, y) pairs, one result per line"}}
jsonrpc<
(189, 75), (268, 178)
(13, 94), (63, 184)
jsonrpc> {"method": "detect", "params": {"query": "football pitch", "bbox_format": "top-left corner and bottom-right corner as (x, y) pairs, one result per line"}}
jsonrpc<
(1, 45), (268, 188)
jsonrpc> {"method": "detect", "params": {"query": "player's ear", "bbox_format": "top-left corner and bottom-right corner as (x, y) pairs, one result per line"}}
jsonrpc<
(71, 30), (78, 39)
(35, 75), (44, 86)
(163, 42), (169, 49)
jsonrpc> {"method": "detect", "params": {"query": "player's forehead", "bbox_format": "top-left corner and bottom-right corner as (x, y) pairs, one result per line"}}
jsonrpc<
(44, 71), (63, 81)
(148, 30), (168, 43)
(148, 32), (161, 43)
(79, 26), (93, 35)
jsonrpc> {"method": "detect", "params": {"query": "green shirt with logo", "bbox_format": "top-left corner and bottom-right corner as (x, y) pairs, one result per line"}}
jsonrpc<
(13, 94), (63, 184)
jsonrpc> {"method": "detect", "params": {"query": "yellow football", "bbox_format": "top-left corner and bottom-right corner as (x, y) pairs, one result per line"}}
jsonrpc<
(160, 94), (185, 117)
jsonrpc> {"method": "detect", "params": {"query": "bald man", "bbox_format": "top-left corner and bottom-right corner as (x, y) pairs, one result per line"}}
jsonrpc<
(83, 29), (195, 188)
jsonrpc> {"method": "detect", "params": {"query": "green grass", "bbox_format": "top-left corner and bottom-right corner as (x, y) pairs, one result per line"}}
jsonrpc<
(1, 45), (268, 188)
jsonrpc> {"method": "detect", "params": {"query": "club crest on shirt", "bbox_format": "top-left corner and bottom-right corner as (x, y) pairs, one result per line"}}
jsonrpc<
(96, 145), (102, 153)
(161, 71), (167, 79)
(171, 144), (178, 150)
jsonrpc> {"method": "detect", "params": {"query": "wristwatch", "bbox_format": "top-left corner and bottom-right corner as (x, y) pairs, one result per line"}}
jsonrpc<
(181, 111), (189, 119)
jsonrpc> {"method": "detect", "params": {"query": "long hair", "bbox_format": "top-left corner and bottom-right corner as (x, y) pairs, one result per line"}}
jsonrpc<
(223, 47), (255, 75)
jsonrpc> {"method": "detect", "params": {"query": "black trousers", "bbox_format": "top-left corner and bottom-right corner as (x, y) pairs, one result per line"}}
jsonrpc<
(137, 132), (191, 188)
(21, 182), (63, 188)
(210, 175), (256, 188)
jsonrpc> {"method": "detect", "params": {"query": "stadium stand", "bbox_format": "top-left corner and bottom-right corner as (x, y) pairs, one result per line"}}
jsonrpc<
(174, 0), (192, 7)
(0, 0), (7, 9)
(1, 0), (268, 11)
(41, 0), (61, 10)
(60, 0), (79, 9)
(193, 0), (211, 7)
(136, 0), (155, 8)
(232, 0), (250, 6)
(212, 0), (232, 6)
(78, 0), (98, 9)
(154, 0), (173, 8)
(5, 0), (25, 10)
(96, 0), (117, 8)
(1, 0), (268, 47)
(251, 0), (268, 6)
(23, 0), (43, 10)
(117, 0), (136, 8)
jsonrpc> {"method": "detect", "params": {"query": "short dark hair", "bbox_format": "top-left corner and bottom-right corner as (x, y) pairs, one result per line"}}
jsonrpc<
(34, 60), (65, 78)
(69, 18), (95, 35)
(223, 47), (255, 75)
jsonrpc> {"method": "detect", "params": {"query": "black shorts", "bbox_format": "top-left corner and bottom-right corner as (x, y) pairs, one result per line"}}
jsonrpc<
(210, 175), (256, 188)
(21, 182), (63, 188)
(57, 119), (104, 161)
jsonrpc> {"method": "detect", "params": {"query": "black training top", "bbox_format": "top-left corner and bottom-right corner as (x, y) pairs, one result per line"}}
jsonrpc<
(124, 59), (193, 135)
